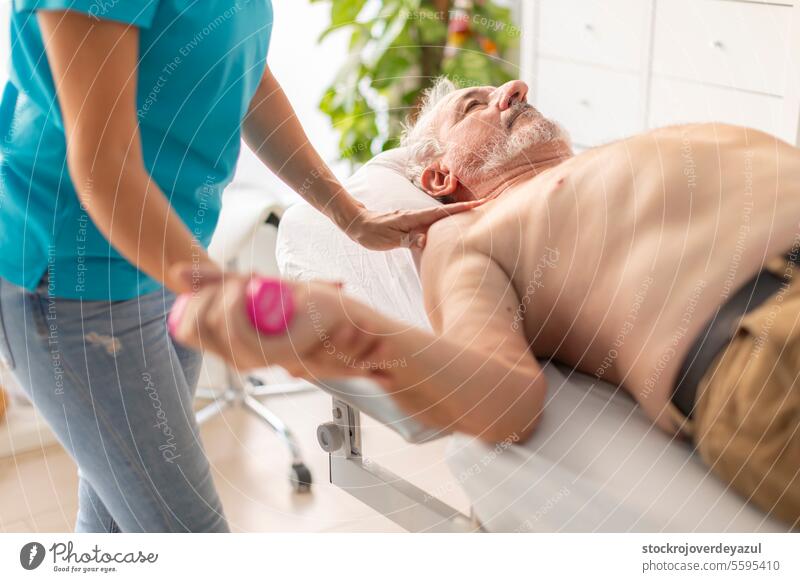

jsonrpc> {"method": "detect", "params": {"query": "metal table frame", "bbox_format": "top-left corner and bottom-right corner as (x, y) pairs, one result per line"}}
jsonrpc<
(318, 398), (481, 533)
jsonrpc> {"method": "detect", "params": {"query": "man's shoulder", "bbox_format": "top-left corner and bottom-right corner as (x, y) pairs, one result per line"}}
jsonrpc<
(426, 204), (483, 245)
(426, 192), (536, 263)
(421, 209), (486, 274)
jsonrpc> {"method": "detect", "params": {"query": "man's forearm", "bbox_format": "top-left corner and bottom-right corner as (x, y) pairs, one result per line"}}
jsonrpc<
(170, 273), (544, 442)
(245, 284), (545, 442)
(344, 301), (546, 442)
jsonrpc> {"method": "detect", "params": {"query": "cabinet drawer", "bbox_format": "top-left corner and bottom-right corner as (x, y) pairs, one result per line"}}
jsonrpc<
(537, 0), (651, 71)
(535, 59), (644, 147)
(648, 77), (785, 137)
(652, 0), (791, 96)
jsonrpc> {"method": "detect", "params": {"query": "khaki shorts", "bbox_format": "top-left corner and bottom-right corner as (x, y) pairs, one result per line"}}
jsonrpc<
(671, 256), (800, 528)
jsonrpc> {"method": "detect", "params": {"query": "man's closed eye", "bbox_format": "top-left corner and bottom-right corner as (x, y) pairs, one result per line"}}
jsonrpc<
(465, 100), (483, 113)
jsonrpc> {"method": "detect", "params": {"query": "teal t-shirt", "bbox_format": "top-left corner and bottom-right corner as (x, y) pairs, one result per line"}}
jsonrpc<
(0, 0), (273, 300)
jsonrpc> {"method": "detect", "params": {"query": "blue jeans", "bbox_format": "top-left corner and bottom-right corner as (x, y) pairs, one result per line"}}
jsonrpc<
(0, 276), (228, 532)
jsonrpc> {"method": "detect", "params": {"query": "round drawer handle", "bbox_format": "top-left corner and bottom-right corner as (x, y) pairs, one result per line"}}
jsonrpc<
(710, 39), (725, 50)
(579, 99), (591, 107)
(584, 23), (594, 32)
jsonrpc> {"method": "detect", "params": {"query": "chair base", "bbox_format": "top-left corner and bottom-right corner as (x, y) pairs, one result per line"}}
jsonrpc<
(195, 371), (314, 493)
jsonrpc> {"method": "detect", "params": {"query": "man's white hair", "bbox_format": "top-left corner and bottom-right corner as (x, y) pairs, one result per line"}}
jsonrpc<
(400, 77), (458, 189)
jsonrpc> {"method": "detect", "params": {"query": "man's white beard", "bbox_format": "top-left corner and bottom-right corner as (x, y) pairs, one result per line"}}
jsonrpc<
(457, 112), (567, 181)
(488, 116), (560, 168)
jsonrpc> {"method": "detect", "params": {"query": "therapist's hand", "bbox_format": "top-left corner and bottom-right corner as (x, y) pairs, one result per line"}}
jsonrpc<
(344, 200), (486, 251)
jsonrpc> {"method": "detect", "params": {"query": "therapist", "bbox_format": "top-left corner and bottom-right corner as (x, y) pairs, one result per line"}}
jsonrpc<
(0, 1), (477, 533)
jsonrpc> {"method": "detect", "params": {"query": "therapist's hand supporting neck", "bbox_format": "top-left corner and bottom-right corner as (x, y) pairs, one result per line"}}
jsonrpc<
(38, 11), (219, 295)
(241, 67), (485, 251)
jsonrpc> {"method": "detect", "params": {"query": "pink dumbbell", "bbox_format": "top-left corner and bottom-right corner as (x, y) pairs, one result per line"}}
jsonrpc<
(168, 277), (295, 337)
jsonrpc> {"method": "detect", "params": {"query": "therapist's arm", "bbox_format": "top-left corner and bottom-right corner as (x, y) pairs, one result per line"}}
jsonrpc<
(241, 67), (363, 236)
(242, 66), (484, 251)
(37, 10), (218, 294)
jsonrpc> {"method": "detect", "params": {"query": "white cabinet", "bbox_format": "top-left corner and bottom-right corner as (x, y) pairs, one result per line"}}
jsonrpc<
(538, 0), (651, 71)
(652, 0), (791, 96)
(522, 0), (800, 148)
(537, 59), (644, 145)
(649, 77), (785, 136)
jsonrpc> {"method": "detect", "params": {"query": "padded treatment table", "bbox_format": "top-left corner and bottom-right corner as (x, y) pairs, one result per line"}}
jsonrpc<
(276, 152), (787, 532)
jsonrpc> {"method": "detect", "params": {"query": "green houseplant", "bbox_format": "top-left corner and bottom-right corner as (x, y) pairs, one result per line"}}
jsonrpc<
(312, 0), (519, 164)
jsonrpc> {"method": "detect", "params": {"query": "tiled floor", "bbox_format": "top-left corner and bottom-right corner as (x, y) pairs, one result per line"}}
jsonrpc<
(0, 376), (470, 533)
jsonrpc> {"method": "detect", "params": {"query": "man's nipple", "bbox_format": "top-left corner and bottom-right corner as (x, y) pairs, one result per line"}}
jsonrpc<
(550, 175), (567, 194)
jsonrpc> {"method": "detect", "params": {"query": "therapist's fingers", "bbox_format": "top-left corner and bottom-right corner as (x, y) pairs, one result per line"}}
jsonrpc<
(404, 198), (487, 226)
(396, 201), (488, 249)
(170, 286), (222, 352)
(411, 233), (427, 249)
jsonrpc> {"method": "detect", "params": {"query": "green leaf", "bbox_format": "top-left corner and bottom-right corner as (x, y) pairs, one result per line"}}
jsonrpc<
(315, 0), (520, 161)
(363, 8), (411, 69)
(331, 0), (368, 27)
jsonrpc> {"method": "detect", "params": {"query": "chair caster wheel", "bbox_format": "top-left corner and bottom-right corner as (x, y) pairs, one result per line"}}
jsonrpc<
(290, 463), (312, 493)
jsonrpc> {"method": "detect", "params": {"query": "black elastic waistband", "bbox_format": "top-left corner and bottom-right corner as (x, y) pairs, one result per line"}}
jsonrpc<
(671, 254), (796, 419)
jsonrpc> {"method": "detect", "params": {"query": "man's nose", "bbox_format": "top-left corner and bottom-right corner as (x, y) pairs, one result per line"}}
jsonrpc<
(494, 80), (529, 111)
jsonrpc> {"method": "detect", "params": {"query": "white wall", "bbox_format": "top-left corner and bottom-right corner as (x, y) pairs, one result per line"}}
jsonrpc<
(233, 0), (349, 204)
(0, 1), (9, 82)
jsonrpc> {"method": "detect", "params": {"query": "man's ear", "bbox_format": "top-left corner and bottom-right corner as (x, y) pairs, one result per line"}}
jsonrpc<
(420, 160), (460, 200)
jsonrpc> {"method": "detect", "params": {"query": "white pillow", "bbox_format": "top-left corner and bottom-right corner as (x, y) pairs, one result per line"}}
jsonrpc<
(346, 147), (439, 212)
(275, 148), (443, 442)
(276, 148), (435, 330)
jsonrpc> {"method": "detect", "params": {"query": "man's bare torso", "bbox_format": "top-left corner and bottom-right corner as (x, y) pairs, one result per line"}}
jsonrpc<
(424, 124), (800, 433)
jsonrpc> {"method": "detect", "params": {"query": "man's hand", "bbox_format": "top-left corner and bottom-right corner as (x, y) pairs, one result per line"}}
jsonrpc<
(168, 265), (392, 385)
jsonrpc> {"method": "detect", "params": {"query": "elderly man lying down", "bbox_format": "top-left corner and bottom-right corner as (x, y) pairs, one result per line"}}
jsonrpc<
(172, 78), (800, 526)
